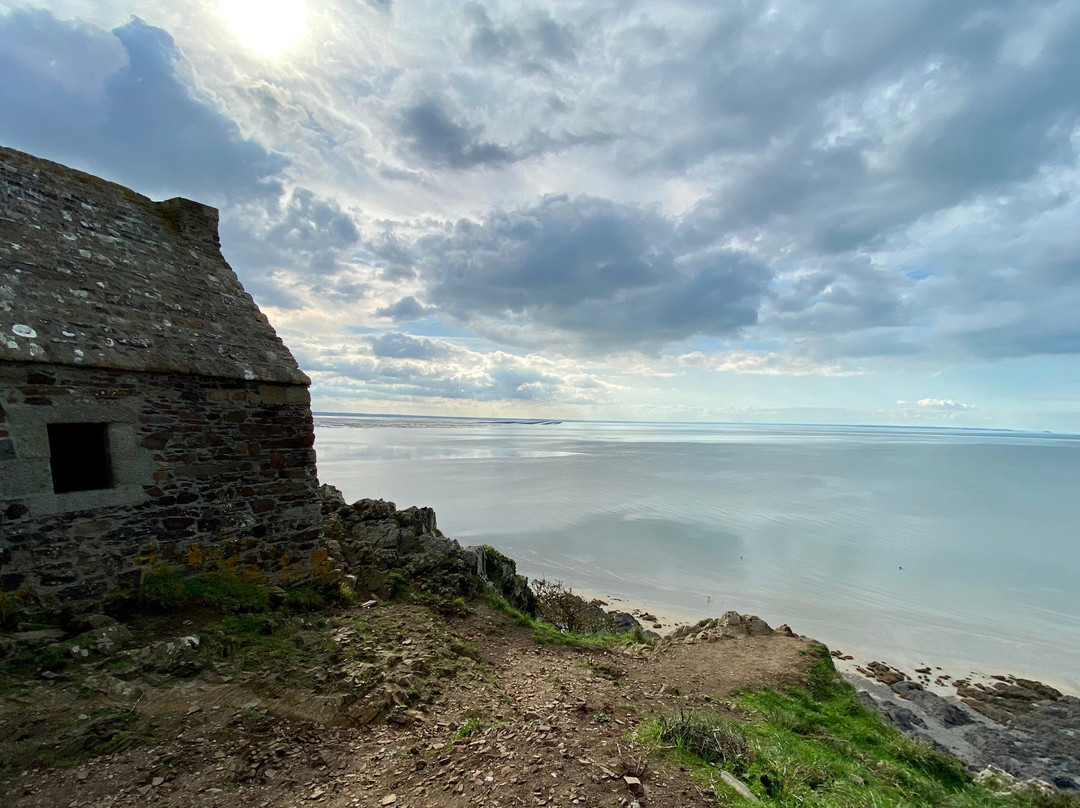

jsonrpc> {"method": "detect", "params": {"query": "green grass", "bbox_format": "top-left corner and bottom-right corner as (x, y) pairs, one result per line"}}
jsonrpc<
(137, 566), (334, 615)
(455, 716), (487, 739)
(639, 646), (1077, 807)
(485, 593), (651, 649)
(137, 566), (269, 613)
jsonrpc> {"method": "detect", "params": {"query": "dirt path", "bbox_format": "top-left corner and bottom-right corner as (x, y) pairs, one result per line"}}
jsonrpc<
(2, 602), (815, 807)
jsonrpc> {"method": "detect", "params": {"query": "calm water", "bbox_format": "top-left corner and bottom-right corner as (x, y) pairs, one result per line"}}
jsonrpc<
(313, 416), (1080, 691)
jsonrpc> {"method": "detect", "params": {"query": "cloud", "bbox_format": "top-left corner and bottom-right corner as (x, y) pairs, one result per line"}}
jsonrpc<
(676, 351), (865, 377)
(396, 97), (515, 170)
(917, 398), (975, 411)
(464, 4), (578, 69)
(0, 9), (285, 201)
(294, 335), (603, 405)
(411, 194), (770, 351)
(218, 186), (365, 309)
(6, 1), (1080, 426)
(370, 332), (448, 360)
(375, 296), (435, 320)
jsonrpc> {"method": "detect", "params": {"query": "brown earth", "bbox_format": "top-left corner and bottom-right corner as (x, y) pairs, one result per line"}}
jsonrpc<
(1, 601), (815, 808)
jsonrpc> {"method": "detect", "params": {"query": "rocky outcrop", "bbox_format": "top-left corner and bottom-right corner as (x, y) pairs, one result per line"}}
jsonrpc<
(460, 545), (539, 616)
(854, 670), (1080, 791)
(320, 484), (457, 561)
(316, 485), (537, 615)
(666, 612), (794, 643)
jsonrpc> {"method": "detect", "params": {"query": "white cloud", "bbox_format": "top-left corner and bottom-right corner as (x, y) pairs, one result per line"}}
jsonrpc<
(917, 398), (975, 411)
(675, 351), (865, 377)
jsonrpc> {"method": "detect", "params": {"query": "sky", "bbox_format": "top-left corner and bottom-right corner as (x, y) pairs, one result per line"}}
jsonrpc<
(2, 1), (1080, 431)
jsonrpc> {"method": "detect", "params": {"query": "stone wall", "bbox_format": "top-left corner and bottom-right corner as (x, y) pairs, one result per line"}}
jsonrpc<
(0, 361), (322, 612)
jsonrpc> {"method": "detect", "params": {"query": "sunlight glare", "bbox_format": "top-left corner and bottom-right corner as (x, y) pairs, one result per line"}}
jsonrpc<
(222, 0), (308, 57)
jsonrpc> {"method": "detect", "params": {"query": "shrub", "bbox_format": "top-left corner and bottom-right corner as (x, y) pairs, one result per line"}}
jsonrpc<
(531, 578), (615, 634)
(137, 565), (190, 611)
(658, 708), (752, 767)
(387, 571), (410, 600)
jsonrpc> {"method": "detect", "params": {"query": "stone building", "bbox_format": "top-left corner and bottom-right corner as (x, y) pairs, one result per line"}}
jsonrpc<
(0, 146), (322, 612)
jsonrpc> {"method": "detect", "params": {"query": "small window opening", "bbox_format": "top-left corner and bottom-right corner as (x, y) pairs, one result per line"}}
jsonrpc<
(48, 423), (114, 494)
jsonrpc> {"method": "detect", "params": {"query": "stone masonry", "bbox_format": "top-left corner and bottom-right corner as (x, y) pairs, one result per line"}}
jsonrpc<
(0, 146), (322, 612)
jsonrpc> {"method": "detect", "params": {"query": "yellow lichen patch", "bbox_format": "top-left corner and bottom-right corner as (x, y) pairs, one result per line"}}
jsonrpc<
(132, 549), (160, 568)
(185, 544), (205, 567)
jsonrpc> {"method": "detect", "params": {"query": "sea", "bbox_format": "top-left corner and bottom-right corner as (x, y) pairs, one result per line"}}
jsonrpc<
(312, 415), (1080, 693)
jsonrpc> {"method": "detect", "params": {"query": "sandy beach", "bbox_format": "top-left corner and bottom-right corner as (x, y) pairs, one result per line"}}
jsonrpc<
(575, 587), (703, 637)
(574, 584), (1080, 699)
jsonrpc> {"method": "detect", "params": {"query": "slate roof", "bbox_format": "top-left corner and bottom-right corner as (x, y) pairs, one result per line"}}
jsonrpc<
(0, 146), (308, 385)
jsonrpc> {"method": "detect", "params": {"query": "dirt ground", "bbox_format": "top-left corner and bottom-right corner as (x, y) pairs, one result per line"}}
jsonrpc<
(1, 602), (814, 807)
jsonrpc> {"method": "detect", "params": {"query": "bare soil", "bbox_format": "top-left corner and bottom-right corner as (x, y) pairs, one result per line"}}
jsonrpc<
(1, 601), (814, 807)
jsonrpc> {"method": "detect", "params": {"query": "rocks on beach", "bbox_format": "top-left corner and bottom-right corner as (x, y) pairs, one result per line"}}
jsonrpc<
(847, 659), (1080, 791)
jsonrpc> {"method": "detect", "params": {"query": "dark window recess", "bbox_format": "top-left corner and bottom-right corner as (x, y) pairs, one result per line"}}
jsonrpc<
(48, 423), (114, 493)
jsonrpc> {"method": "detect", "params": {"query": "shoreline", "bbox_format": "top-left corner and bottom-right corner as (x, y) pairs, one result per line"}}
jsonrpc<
(574, 587), (701, 637)
(571, 583), (1080, 699)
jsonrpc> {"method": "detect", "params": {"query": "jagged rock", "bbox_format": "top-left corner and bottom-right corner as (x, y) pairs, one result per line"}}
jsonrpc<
(86, 623), (134, 654)
(11, 628), (66, 647)
(887, 680), (974, 727)
(316, 485), (537, 613)
(68, 614), (120, 633)
(609, 612), (642, 632)
(401, 531), (460, 559)
(131, 635), (204, 674)
(865, 661), (907, 686)
(667, 612), (775, 643)
(351, 497), (399, 521)
(467, 545), (539, 616)
(858, 692), (927, 731)
(890, 679), (924, 697)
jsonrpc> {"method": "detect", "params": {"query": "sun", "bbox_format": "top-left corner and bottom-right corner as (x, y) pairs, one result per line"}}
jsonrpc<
(222, 0), (308, 57)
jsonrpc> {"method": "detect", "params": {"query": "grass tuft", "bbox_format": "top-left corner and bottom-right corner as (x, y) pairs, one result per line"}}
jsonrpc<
(485, 592), (651, 649)
(639, 649), (1073, 807)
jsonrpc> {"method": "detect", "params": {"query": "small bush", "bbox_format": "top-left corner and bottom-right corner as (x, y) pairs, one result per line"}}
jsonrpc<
(387, 571), (410, 600)
(436, 596), (472, 617)
(336, 582), (360, 606)
(455, 716), (486, 739)
(485, 592), (630, 649)
(658, 709), (752, 767)
(137, 565), (190, 611)
(531, 578), (615, 634)
(200, 571), (270, 613)
(284, 586), (326, 612)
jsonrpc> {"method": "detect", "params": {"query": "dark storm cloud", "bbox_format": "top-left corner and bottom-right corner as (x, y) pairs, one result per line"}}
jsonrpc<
(0, 10), (284, 201)
(411, 195), (770, 350)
